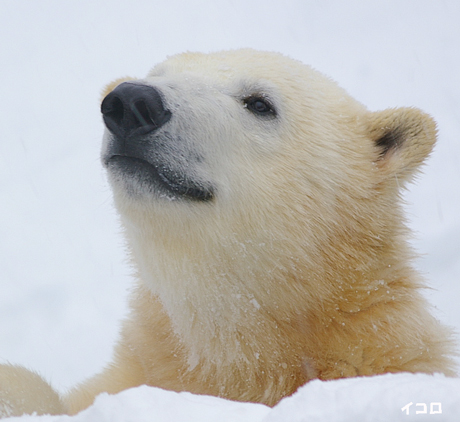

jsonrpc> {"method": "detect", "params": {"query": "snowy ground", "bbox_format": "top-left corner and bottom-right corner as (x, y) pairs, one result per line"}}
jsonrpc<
(0, 0), (459, 420)
(3, 374), (460, 422)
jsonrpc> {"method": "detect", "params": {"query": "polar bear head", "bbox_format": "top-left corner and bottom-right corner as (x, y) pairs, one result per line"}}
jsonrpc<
(100, 50), (437, 361)
(101, 48), (435, 264)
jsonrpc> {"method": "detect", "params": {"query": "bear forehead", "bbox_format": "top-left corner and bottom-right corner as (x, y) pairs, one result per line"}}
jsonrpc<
(149, 49), (323, 85)
(146, 49), (360, 114)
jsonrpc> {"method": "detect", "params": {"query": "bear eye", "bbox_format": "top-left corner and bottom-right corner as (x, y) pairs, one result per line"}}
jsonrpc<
(244, 96), (276, 118)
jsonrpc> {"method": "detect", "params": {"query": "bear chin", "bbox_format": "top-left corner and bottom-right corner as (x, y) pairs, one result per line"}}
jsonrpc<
(106, 154), (214, 202)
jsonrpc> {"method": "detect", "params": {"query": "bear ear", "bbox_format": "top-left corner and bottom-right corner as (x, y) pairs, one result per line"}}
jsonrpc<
(100, 77), (136, 102)
(368, 107), (437, 185)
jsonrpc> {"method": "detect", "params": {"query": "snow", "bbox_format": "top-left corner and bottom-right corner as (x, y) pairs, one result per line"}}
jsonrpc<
(5, 374), (460, 421)
(0, 0), (459, 420)
(7, 386), (270, 422)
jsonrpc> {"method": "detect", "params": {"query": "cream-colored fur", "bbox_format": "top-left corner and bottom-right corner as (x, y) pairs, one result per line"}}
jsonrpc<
(0, 49), (456, 417)
(0, 365), (65, 417)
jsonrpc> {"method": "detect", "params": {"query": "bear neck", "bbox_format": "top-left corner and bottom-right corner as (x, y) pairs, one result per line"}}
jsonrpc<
(119, 204), (419, 376)
(120, 211), (316, 369)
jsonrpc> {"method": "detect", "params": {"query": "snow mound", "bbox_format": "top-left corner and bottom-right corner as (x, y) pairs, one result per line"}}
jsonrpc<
(266, 373), (459, 422)
(6, 373), (459, 422)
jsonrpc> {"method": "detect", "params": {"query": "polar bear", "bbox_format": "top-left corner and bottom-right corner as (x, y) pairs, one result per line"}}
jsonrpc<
(0, 49), (456, 417)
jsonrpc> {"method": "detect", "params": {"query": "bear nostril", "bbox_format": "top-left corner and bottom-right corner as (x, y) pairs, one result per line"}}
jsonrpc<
(132, 99), (156, 128)
(102, 96), (124, 127)
(101, 82), (171, 138)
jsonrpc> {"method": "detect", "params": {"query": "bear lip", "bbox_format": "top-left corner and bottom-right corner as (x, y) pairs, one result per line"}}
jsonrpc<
(106, 154), (214, 202)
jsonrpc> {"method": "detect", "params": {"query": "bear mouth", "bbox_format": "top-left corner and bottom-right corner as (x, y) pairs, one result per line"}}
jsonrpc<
(106, 155), (214, 202)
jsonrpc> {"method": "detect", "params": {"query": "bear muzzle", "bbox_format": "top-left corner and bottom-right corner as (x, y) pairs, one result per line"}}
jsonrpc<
(101, 82), (214, 202)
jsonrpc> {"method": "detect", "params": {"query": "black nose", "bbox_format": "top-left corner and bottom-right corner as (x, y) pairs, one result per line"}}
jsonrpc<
(101, 82), (171, 138)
